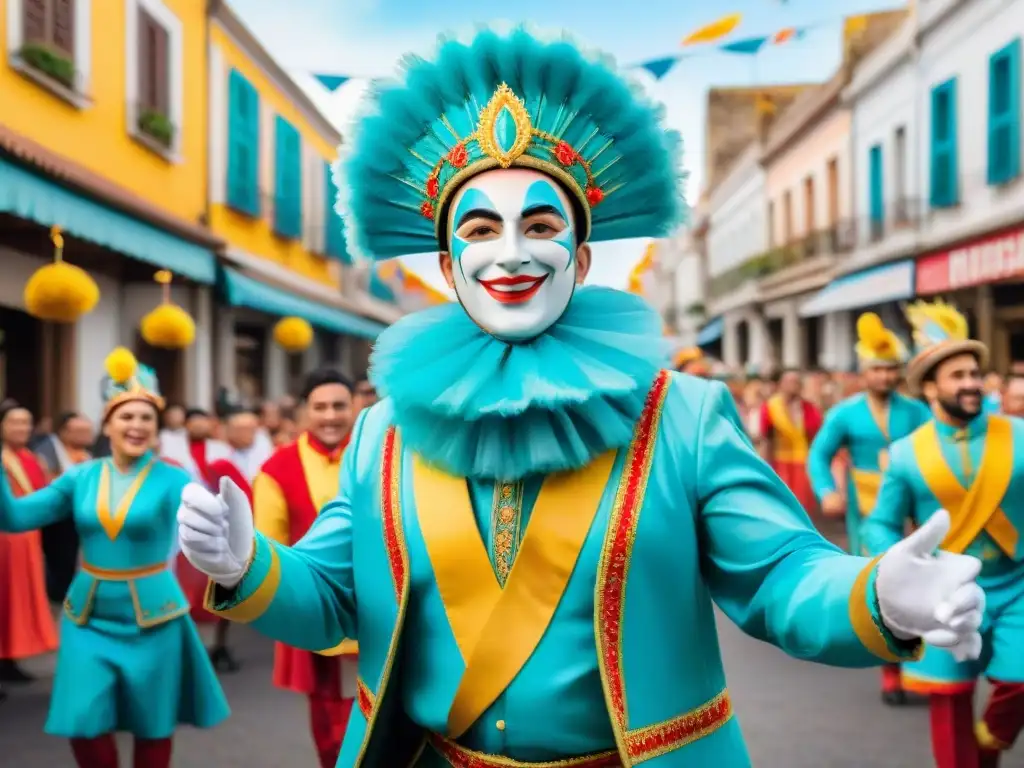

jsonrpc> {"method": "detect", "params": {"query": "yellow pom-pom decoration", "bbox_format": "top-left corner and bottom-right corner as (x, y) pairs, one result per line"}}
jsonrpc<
(273, 316), (314, 353)
(140, 304), (196, 349)
(24, 226), (100, 323)
(105, 347), (137, 384)
(856, 312), (886, 346)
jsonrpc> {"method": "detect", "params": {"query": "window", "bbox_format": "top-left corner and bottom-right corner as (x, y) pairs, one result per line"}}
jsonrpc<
(9, 0), (91, 99)
(803, 176), (815, 235)
(135, 9), (170, 149)
(273, 116), (302, 239)
(988, 38), (1021, 185)
(929, 78), (959, 208)
(826, 157), (839, 227)
(227, 68), (260, 216)
(893, 126), (906, 204)
(767, 200), (775, 247)
(324, 160), (350, 262)
(125, 0), (181, 157)
(868, 144), (884, 241)
(782, 190), (793, 244)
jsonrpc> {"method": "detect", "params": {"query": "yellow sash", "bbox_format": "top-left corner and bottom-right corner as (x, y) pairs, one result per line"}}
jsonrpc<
(910, 417), (1018, 556)
(1, 451), (33, 496)
(850, 469), (882, 516)
(766, 394), (807, 462)
(413, 451), (616, 738)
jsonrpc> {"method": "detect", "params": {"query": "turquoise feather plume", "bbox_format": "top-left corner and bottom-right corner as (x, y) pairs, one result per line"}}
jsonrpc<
(333, 25), (687, 261)
(369, 286), (670, 480)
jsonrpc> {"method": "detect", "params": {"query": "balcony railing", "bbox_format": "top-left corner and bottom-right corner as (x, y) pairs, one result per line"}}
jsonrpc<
(864, 197), (925, 245)
(707, 221), (856, 299)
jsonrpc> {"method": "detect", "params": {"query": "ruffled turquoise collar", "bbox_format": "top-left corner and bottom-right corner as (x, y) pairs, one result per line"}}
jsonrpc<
(370, 286), (670, 480)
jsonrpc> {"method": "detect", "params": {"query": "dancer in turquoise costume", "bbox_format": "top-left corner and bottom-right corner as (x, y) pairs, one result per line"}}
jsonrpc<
(807, 312), (930, 706)
(179, 27), (983, 768)
(0, 347), (229, 768)
(863, 300), (1024, 768)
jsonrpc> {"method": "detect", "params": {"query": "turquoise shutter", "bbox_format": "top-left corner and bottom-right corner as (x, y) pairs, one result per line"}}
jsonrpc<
(273, 117), (302, 239)
(930, 79), (959, 208)
(988, 38), (1021, 185)
(323, 160), (348, 261)
(227, 69), (260, 216)
(868, 144), (884, 233)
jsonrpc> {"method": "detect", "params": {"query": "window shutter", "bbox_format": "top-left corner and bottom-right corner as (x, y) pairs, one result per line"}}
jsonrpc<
(273, 118), (302, 238)
(324, 160), (340, 258)
(289, 132), (302, 238)
(228, 69), (260, 216)
(154, 23), (170, 116)
(22, 0), (47, 44)
(868, 145), (883, 224)
(930, 81), (958, 208)
(987, 39), (1021, 185)
(52, 0), (75, 58)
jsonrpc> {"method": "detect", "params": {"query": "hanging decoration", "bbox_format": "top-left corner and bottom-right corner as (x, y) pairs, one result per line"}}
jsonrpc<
(681, 13), (744, 46)
(139, 270), (196, 349)
(273, 316), (314, 353)
(23, 226), (100, 323)
(626, 242), (659, 298)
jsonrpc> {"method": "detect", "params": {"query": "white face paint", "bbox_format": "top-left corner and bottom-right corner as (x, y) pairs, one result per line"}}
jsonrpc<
(447, 168), (578, 341)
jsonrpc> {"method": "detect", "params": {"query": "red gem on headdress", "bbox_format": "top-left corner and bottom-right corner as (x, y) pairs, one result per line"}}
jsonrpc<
(554, 141), (576, 166)
(426, 176), (440, 199)
(586, 186), (605, 206)
(419, 200), (434, 219)
(448, 144), (468, 168)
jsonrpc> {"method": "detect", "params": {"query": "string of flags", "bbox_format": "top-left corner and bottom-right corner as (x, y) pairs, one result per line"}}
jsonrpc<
(310, 11), (878, 91)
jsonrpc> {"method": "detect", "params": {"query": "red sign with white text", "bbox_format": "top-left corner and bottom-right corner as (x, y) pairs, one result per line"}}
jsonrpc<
(916, 225), (1024, 294)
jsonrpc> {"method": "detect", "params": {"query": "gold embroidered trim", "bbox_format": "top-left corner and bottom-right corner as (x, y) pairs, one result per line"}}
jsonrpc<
(490, 481), (524, 587)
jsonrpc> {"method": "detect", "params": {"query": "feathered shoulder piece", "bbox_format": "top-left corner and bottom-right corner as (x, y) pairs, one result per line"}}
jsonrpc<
(854, 312), (907, 365)
(333, 25), (687, 261)
(904, 300), (969, 351)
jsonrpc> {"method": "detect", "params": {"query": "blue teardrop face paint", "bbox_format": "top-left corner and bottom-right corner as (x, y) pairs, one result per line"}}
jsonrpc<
(447, 168), (577, 341)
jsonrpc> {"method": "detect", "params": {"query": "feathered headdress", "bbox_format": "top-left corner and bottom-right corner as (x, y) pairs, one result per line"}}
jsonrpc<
(333, 25), (687, 261)
(903, 300), (988, 394)
(854, 312), (907, 367)
(102, 347), (165, 420)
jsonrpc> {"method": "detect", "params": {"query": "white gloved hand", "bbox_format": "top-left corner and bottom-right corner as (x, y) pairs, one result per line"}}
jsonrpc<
(876, 509), (985, 662)
(177, 477), (255, 589)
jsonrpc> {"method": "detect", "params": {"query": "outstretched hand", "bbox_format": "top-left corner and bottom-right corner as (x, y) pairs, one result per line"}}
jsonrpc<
(875, 510), (984, 662)
(177, 477), (255, 589)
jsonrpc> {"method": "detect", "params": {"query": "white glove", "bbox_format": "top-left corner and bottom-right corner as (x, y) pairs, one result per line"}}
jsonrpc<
(177, 477), (255, 589)
(876, 509), (985, 662)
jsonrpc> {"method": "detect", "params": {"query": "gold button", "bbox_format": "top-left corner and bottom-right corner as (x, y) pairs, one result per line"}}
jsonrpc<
(495, 720), (506, 731)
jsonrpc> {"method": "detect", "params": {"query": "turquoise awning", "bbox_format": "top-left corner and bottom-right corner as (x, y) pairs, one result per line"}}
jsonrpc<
(697, 316), (724, 346)
(219, 267), (386, 340)
(0, 157), (216, 283)
(799, 260), (915, 318)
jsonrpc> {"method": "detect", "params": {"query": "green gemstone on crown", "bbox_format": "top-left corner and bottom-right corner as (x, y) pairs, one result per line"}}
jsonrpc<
(494, 107), (518, 154)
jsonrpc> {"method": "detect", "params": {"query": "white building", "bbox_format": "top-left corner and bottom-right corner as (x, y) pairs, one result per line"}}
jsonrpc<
(911, 0), (1024, 371)
(703, 143), (772, 371)
(658, 229), (707, 348)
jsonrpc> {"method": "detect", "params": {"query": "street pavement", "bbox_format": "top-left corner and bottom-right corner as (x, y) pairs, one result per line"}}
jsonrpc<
(2, 596), (1022, 766)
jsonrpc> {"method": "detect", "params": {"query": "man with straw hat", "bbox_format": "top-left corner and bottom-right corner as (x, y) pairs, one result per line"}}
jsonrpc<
(864, 300), (1024, 768)
(808, 312), (930, 706)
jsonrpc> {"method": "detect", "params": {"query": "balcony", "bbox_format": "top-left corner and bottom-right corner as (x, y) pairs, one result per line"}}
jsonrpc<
(707, 221), (857, 302)
(840, 197), (924, 275)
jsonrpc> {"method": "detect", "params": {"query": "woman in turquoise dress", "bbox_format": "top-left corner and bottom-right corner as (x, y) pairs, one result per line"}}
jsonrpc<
(0, 347), (229, 768)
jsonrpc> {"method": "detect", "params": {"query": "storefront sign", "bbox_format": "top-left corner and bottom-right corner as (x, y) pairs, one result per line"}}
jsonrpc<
(916, 226), (1024, 294)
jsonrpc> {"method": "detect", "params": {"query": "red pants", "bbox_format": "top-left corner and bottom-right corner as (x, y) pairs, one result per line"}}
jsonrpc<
(310, 694), (354, 768)
(70, 735), (172, 768)
(930, 683), (1024, 768)
(881, 663), (902, 693)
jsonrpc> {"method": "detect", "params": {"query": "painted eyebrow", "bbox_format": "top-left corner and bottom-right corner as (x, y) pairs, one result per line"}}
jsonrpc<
(457, 209), (502, 228)
(521, 204), (565, 220)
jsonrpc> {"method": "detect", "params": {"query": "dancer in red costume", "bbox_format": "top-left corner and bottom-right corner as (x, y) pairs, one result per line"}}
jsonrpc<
(759, 368), (823, 512)
(0, 400), (58, 685)
(251, 369), (357, 768)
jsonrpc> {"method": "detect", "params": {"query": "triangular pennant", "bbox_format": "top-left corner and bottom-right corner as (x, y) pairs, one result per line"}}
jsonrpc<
(313, 74), (351, 92)
(639, 56), (681, 80)
(720, 36), (768, 54)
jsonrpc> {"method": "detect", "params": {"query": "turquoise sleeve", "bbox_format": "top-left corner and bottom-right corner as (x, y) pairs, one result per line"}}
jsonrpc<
(695, 383), (921, 667)
(0, 462), (77, 533)
(206, 416), (365, 652)
(807, 407), (846, 501)
(861, 449), (914, 556)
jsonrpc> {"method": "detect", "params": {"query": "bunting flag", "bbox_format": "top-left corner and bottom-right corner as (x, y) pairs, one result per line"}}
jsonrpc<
(682, 13), (743, 46)
(626, 242), (659, 297)
(313, 74), (351, 92)
(370, 260), (452, 309)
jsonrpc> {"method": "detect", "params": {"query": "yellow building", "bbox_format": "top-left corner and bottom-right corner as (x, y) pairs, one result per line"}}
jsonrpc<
(206, 3), (396, 402)
(0, 0), (219, 418)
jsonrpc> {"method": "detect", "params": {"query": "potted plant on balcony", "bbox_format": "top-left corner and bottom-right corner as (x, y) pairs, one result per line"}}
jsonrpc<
(137, 108), (174, 149)
(18, 42), (75, 89)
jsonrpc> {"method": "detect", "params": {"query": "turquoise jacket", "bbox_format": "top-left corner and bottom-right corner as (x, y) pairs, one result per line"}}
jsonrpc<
(210, 373), (919, 767)
(0, 455), (192, 628)
(808, 393), (930, 555)
(863, 414), (1024, 588)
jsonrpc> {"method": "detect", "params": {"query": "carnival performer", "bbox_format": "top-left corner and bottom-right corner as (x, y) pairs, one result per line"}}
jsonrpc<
(159, 407), (231, 487)
(863, 301), (1024, 768)
(759, 367), (823, 512)
(0, 399), (58, 685)
(179, 28), (985, 767)
(250, 368), (357, 768)
(807, 313), (931, 706)
(0, 348), (229, 768)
